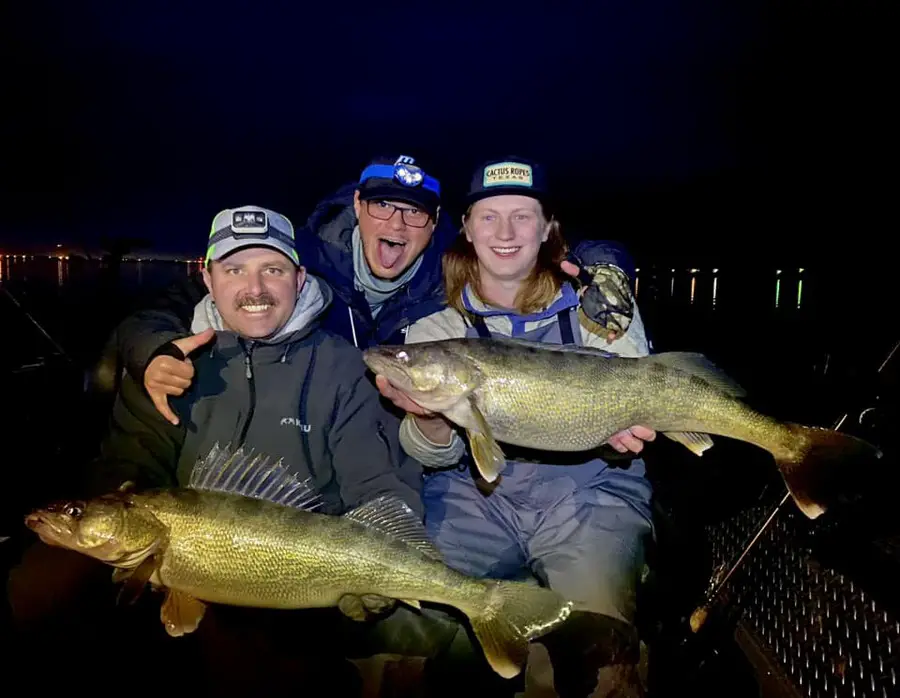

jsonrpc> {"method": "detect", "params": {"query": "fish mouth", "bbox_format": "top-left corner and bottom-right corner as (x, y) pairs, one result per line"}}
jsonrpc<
(361, 348), (419, 391)
(24, 513), (74, 547)
(362, 350), (403, 378)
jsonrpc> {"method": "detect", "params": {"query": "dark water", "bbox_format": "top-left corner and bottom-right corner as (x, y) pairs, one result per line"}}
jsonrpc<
(3, 253), (889, 416)
(1, 254), (200, 366)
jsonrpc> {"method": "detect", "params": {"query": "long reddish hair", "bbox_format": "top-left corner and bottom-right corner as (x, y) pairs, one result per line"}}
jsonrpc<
(443, 203), (570, 317)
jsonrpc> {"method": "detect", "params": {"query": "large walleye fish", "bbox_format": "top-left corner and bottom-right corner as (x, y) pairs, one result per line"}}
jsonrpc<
(24, 444), (573, 679)
(362, 337), (882, 519)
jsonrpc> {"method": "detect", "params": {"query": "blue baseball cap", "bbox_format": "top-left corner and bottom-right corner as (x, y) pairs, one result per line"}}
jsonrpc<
(465, 156), (550, 209)
(205, 206), (300, 266)
(357, 155), (441, 217)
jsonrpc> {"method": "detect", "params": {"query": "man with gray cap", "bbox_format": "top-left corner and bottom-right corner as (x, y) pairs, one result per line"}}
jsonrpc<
(85, 204), (424, 516)
(9, 205), (427, 695)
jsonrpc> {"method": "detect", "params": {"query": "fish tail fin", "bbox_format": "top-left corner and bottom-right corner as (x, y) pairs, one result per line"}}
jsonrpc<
(776, 424), (882, 519)
(467, 581), (574, 679)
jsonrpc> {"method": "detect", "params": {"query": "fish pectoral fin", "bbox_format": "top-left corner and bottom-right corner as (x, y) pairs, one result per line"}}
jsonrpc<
(466, 399), (506, 483)
(362, 594), (401, 613)
(115, 553), (160, 607)
(160, 588), (207, 637)
(400, 598), (421, 610)
(663, 431), (715, 456)
(338, 594), (370, 621)
(338, 594), (401, 621)
(111, 567), (132, 585)
(467, 429), (506, 484)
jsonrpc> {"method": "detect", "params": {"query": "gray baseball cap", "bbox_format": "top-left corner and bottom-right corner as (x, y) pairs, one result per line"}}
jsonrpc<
(205, 206), (300, 266)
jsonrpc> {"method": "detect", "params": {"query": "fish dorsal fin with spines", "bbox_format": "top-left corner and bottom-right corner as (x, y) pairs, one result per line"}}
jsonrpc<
(343, 496), (444, 562)
(188, 443), (323, 512)
(647, 352), (746, 397)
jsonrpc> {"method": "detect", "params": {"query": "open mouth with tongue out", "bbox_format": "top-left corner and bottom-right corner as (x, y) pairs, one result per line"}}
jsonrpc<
(377, 237), (408, 271)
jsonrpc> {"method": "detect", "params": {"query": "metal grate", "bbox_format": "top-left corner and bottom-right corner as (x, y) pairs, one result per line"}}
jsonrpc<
(704, 500), (900, 698)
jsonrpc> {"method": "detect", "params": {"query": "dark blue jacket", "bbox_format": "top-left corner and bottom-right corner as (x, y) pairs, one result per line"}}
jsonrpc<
(298, 183), (458, 348)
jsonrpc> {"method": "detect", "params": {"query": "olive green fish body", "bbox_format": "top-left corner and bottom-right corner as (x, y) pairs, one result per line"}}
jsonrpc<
(25, 444), (576, 681)
(137, 489), (483, 613)
(465, 341), (796, 458)
(363, 337), (882, 519)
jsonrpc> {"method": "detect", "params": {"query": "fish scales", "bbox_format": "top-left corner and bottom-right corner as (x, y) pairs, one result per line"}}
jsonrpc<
(141, 490), (477, 610)
(460, 340), (789, 456)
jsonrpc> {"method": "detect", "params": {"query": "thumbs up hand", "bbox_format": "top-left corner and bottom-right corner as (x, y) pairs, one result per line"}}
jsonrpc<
(143, 328), (216, 425)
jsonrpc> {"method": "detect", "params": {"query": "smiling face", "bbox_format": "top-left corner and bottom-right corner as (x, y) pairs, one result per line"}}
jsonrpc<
(353, 191), (436, 280)
(464, 195), (550, 287)
(202, 246), (305, 338)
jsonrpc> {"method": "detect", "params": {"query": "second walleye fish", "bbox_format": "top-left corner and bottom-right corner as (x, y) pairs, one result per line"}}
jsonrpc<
(363, 337), (882, 519)
(24, 444), (573, 679)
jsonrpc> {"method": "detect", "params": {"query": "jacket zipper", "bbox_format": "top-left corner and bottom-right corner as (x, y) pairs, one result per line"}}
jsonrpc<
(237, 340), (256, 447)
(298, 343), (317, 471)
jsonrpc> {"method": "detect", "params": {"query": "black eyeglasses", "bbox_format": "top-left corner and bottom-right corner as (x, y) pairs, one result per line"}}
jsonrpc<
(365, 200), (431, 228)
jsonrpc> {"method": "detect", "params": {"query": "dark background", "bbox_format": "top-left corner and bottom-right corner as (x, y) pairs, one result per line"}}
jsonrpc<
(1, 1), (893, 271)
(2, 6), (898, 693)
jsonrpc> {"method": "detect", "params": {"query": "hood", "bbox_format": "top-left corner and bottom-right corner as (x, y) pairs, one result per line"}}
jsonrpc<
(302, 181), (458, 305)
(190, 273), (333, 344)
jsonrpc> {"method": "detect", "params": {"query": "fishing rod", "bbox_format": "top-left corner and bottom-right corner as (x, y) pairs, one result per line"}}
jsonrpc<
(688, 335), (899, 633)
(0, 284), (74, 366)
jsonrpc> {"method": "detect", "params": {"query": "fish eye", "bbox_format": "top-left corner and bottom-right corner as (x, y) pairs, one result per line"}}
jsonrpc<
(64, 502), (85, 519)
(396, 350), (409, 363)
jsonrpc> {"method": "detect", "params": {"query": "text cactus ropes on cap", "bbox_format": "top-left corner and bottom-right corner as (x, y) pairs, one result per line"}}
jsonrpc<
(483, 162), (534, 187)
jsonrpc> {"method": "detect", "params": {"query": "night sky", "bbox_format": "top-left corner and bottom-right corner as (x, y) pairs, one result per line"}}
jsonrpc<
(1, 1), (891, 268)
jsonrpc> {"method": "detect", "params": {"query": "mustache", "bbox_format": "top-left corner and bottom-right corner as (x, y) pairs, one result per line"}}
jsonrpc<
(235, 293), (277, 309)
